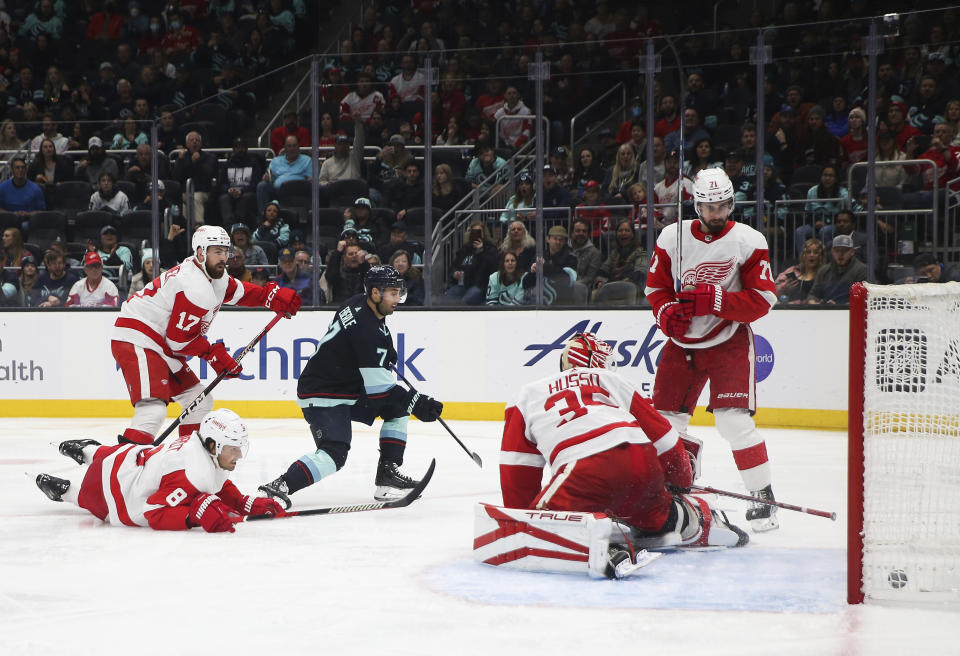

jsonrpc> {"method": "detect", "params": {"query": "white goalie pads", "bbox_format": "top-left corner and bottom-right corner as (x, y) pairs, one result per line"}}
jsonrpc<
(473, 503), (613, 578)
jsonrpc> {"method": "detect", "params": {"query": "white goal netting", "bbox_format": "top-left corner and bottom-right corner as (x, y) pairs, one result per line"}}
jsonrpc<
(859, 281), (960, 603)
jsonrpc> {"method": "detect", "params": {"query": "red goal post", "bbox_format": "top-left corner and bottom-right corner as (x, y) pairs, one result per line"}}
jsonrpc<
(848, 281), (960, 605)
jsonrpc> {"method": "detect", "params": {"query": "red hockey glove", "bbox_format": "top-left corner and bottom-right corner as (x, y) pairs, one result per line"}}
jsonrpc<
(207, 342), (242, 378)
(262, 281), (302, 316)
(659, 441), (694, 490)
(189, 494), (242, 533)
(241, 495), (285, 517)
(677, 283), (726, 317)
(656, 302), (692, 338)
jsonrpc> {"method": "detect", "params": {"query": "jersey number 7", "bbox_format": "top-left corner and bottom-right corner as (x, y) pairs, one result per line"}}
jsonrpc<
(544, 384), (617, 427)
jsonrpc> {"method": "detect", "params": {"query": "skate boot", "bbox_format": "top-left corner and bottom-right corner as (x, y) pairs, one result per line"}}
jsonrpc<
(36, 474), (70, 502)
(58, 439), (101, 465)
(374, 460), (420, 501)
(746, 484), (779, 532)
(604, 546), (664, 579)
(258, 476), (292, 510)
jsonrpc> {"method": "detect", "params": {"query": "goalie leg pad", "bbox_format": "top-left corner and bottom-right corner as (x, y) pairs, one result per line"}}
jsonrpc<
(474, 503), (614, 578)
(679, 432), (703, 481)
(674, 494), (749, 548)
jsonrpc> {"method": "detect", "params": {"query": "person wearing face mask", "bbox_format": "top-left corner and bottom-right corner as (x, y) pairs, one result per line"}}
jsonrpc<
(125, 1), (150, 39)
(138, 15), (165, 54)
(161, 10), (201, 58)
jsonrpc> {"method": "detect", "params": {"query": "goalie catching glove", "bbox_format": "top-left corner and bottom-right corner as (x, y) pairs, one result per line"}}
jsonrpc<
(188, 493), (243, 533)
(261, 281), (302, 316)
(677, 283), (726, 317)
(407, 391), (443, 422)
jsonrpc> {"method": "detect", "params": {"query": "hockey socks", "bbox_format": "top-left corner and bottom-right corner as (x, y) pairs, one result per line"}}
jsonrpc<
(283, 450), (339, 494)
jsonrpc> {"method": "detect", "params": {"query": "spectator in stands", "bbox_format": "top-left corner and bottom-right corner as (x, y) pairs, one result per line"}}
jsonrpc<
(522, 225), (578, 305)
(387, 162), (425, 219)
(88, 172), (130, 215)
(172, 131), (217, 225)
(19, 0), (62, 40)
(841, 107), (868, 165)
(253, 201), (290, 249)
(339, 72), (385, 123)
(257, 135), (311, 213)
(944, 100), (960, 144)
(389, 249), (424, 306)
(269, 110), (310, 156)
(86, 0), (124, 41)
(342, 198), (381, 253)
(156, 109), (182, 154)
(324, 241), (366, 303)
(797, 105), (842, 167)
(389, 54), (425, 103)
(617, 119), (647, 156)
(573, 147), (605, 197)
(13, 254), (45, 307)
(114, 42), (142, 86)
(109, 78), (137, 119)
(0, 120), (25, 152)
(875, 132), (909, 188)
(77, 137), (120, 188)
(819, 208), (868, 256)
(92, 225), (133, 273)
(127, 248), (158, 296)
(0, 157), (46, 218)
(908, 75), (947, 136)
(664, 108), (710, 158)
(367, 134), (411, 206)
(318, 122), (366, 185)
(918, 122), (960, 192)
(499, 171), (536, 223)
(542, 165), (573, 211)
(37, 249), (77, 306)
(230, 223), (268, 266)
(110, 117), (148, 150)
(775, 238), (826, 303)
(807, 234), (867, 305)
(476, 78), (505, 122)
(654, 94), (681, 139)
(603, 143), (641, 204)
(767, 107), (800, 178)
(375, 220), (419, 263)
(219, 138), (265, 227)
(570, 217), (602, 288)
(885, 102), (921, 149)
(66, 251), (120, 307)
(124, 143), (170, 196)
(654, 150), (695, 224)
(549, 146), (574, 190)
(494, 86), (532, 149)
(903, 252), (960, 284)
(593, 219), (647, 298)
(1, 227), (25, 270)
(499, 220), (537, 272)
(131, 179), (171, 216)
(162, 10), (201, 59)
(684, 137), (722, 178)
(626, 182), (653, 231)
(27, 137), (73, 189)
(445, 221), (498, 305)
(796, 164), (848, 247)
(28, 113), (70, 153)
(295, 249), (312, 275)
(465, 143), (506, 194)
(225, 247), (251, 283)
(576, 180), (612, 239)
(485, 251), (524, 306)
(431, 163), (467, 215)
(159, 215), (189, 269)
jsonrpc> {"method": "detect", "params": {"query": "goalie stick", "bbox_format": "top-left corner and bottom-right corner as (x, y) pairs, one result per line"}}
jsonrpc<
(152, 313), (287, 446)
(673, 484), (837, 520)
(245, 459), (436, 521)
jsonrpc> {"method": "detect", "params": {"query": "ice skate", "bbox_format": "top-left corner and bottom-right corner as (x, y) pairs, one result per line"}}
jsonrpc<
(604, 547), (663, 579)
(258, 476), (292, 510)
(374, 460), (420, 501)
(36, 474), (70, 502)
(58, 439), (101, 466)
(746, 484), (779, 532)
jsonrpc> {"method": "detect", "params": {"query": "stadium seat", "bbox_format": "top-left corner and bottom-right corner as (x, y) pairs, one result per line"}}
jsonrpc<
(116, 180), (138, 205)
(0, 211), (20, 233)
(326, 178), (369, 207)
(593, 280), (639, 305)
(314, 208), (345, 239)
(877, 186), (903, 210)
(277, 178), (313, 210)
(791, 165), (824, 187)
(400, 207), (443, 231)
(119, 211), (155, 244)
(73, 211), (116, 244)
(787, 182), (812, 200)
(255, 240), (277, 264)
(26, 211), (67, 251)
(52, 181), (94, 216)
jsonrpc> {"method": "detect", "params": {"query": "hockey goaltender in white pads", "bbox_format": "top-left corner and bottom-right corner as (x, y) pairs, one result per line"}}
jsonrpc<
(473, 503), (662, 579)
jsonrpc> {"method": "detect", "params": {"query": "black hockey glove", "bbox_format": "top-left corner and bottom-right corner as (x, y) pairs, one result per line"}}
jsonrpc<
(407, 391), (443, 422)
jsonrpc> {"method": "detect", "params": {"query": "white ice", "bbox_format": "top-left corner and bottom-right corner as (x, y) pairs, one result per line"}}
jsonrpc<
(0, 418), (955, 655)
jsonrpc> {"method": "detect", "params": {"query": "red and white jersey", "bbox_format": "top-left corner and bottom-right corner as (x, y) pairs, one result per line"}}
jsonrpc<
(112, 256), (267, 370)
(388, 71), (426, 103)
(66, 276), (120, 307)
(493, 102), (533, 147)
(645, 220), (777, 349)
(500, 367), (679, 508)
(76, 432), (246, 530)
(339, 90), (386, 123)
(652, 173), (694, 222)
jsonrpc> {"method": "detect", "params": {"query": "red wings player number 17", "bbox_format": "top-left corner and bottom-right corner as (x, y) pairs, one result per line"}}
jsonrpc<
(644, 168), (780, 532)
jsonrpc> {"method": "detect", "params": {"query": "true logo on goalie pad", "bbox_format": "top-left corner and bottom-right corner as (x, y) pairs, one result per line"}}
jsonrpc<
(473, 503), (613, 578)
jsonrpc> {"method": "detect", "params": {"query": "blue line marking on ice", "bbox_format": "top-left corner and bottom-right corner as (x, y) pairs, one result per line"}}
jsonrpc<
(425, 549), (846, 613)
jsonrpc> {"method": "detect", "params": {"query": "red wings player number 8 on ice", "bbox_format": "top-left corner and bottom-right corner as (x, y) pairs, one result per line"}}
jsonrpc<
(111, 226), (301, 446)
(644, 167), (780, 532)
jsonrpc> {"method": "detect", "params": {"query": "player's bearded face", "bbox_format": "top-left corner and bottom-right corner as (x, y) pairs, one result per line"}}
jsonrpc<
(204, 246), (230, 278)
(698, 201), (730, 234)
(376, 287), (404, 315)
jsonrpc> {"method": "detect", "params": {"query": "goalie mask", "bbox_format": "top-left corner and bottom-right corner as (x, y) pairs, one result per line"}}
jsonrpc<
(198, 408), (249, 464)
(560, 332), (615, 371)
(693, 168), (735, 217)
(192, 225), (232, 261)
(364, 264), (407, 303)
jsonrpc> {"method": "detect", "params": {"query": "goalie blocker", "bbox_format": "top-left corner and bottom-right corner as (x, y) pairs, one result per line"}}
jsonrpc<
(474, 497), (746, 579)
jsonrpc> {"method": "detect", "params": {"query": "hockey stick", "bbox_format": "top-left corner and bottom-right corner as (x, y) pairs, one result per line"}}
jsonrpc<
(677, 484), (837, 520)
(246, 459), (436, 521)
(152, 313), (286, 446)
(675, 94), (685, 292)
(396, 372), (483, 468)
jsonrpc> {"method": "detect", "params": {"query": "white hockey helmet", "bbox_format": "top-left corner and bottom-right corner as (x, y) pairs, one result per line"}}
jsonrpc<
(560, 332), (616, 371)
(693, 168), (735, 217)
(192, 225), (232, 261)
(198, 408), (249, 460)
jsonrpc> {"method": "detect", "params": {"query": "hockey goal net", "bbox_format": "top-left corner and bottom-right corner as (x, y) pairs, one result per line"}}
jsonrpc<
(848, 281), (960, 604)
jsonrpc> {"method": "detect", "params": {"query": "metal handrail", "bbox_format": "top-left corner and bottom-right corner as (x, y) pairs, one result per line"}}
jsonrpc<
(569, 82), (625, 155)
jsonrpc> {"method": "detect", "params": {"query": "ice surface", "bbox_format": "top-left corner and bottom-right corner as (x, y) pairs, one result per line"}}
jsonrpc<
(0, 418), (955, 655)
